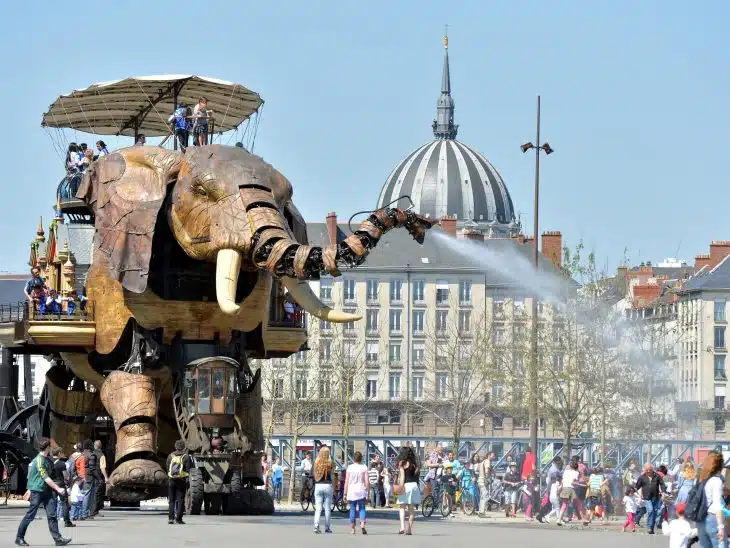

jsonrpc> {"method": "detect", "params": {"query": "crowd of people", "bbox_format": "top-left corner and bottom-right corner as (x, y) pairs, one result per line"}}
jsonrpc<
(14, 438), (109, 546)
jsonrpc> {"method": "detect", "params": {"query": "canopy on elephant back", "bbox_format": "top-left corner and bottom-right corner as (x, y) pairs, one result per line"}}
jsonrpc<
(41, 74), (264, 137)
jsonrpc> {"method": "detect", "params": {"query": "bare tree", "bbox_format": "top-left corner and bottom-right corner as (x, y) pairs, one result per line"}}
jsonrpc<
(411, 302), (503, 449)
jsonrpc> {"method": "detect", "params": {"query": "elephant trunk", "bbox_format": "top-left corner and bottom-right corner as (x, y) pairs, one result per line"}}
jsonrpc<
(251, 208), (435, 321)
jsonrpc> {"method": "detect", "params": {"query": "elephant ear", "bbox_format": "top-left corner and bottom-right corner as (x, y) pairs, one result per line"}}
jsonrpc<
(77, 146), (182, 293)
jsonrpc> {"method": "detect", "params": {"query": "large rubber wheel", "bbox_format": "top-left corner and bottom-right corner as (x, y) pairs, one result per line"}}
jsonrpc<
(226, 472), (244, 515)
(336, 497), (348, 514)
(440, 492), (452, 518)
(421, 495), (434, 518)
(186, 468), (204, 516)
(300, 490), (310, 512)
(461, 491), (476, 515)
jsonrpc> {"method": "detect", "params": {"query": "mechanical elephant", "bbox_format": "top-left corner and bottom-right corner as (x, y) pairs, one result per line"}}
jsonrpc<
(64, 145), (433, 503)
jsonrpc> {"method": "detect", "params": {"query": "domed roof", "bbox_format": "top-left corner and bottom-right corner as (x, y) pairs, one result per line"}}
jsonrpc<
(377, 139), (515, 224)
(377, 35), (516, 227)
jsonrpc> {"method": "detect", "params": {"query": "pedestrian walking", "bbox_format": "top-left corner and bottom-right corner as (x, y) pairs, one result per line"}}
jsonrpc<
(15, 438), (71, 546)
(396, 446), (420, 535)
(166, 439), (194, 525)
(51, 447), (74, 528)
(344, 452), (368, 535)
(312, 447), (335, 534)
(622, 486), (637, 533)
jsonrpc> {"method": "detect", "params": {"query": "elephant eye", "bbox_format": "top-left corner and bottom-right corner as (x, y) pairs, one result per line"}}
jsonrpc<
(192, 184), (208, 197)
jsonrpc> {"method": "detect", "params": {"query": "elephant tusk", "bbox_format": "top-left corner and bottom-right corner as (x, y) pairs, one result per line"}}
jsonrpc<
(216, 249), (243, 315)
(281, 277), (362, 324)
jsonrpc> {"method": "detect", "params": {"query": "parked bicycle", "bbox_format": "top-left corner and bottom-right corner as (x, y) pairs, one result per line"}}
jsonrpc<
(422, 486), (453, 518)
(300, 473), (314, 511)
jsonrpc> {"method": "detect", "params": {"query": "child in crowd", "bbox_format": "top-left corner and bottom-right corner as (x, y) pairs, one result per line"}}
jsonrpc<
(440, 463), (457, 509)
(663, 503), (697, 548)
(270, 456), (283, 504)
(46, 290), (62, 316)
(65, 291), (78, 316)
(522, 471), (540, 521)
(383, 467), (393, 507)
(622, 486), (637, 533)
(69, 476), (85, 521)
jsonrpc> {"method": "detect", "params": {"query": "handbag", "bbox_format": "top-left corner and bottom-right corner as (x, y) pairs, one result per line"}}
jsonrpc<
(392, 467), (406, 496)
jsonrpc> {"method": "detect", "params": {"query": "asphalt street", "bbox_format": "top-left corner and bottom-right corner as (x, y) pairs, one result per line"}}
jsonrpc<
(0, 507), (667, 547)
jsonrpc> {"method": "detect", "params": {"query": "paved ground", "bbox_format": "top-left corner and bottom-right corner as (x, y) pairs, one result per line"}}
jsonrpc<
(0, 505), (667, 547)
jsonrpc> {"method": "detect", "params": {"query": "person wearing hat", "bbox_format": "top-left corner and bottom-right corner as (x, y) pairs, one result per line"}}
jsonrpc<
(440, 462), (457, 511)
(503, 462), (522, 518)
(662, 502), (697, 547)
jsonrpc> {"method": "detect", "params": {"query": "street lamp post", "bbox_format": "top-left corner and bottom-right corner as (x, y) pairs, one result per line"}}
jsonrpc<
(521, 95), (553, 470)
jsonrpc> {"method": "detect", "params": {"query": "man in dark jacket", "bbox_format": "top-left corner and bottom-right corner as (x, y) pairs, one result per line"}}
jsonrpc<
(165, 440), (195, 524)
(634, 463), (665, 534)
(80, 439), (101, 520)
(51, 447), (75, 528)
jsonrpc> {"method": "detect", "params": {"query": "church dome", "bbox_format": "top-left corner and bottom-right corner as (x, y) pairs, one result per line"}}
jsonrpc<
(376, 35), (517, 231)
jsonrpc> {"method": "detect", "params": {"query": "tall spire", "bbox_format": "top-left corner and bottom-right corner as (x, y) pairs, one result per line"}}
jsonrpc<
(432, 27), (458, 140)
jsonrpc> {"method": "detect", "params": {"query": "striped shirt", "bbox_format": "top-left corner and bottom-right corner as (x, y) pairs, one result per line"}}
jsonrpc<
(589, 474), (604, 493)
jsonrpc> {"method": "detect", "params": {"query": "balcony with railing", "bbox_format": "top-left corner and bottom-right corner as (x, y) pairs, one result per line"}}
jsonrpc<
(0, 299), (96, 348)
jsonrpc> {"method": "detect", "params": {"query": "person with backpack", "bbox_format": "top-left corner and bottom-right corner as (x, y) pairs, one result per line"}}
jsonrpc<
(166, 439), (194, 525)
(688, 451), (726, 548)
(80, 439), (101, 520)
(14, 438), (71, 546)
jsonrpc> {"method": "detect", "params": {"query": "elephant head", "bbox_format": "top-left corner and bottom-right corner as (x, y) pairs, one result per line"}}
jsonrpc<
(77, 145), (435, 323)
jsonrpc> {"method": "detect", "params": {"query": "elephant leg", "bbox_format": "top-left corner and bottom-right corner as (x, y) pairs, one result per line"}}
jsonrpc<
(100, 371), (167, 501)
(45, 372), (101, 450)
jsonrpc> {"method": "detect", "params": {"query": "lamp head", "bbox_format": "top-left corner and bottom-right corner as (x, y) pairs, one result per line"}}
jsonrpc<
(521, 142), (534, 153)
(542, 142), (554, 155)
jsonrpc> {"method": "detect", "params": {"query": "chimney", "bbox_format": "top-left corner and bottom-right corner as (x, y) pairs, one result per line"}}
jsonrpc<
(616, 264), (628, 296)
(540, 231), (562, 269)
(695, 254), (712, 271)
(326, 212), (338, 245)
(439, 215), (457, 237)
(710, 241), (730, 268)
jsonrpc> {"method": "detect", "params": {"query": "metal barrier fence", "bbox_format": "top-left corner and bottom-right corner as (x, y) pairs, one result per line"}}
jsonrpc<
(0, 300), (94, 323)
(0, 302), (26, 323)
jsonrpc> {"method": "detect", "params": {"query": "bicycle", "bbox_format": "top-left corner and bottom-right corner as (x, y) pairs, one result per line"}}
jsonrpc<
(331, 489), (349, 514)
(455, 486), (476, 515)
(421, 487), (453, 518)
(300, 474), (314, 511)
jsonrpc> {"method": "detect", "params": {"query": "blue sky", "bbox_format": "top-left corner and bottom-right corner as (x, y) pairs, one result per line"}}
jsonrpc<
(2, 1), (728, 273)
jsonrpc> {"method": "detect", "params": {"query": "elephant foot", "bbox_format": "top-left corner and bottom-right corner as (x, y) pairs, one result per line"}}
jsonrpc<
(106, 459), (167, 502)
(234, 489), (274, 515)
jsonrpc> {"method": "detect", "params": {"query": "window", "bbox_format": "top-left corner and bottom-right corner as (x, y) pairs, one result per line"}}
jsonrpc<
(389, 374), (401, 400)
(319, 339), (332, 362)
(273, 410), (285, 424)
(319, 279), (332, 301)
(343, 279), (356, 302)
(458, 374), (470, 396)
(343, 341), (355, 360)
(493, 300), (505, 317)
(716, 326), (726, 349)
(436, 344), (448, 367)
(366, 376), (378, 399)
(366, 409), (401, 425)
(491, 382), (504, 402)
(716, 355), (727, 379)
(366, 342), (379, 363)
(389, 309), (402, 332)
(457, 343), (471, 362)
(413, 280), (425, 302)
(459, 280), (472, 304)
(459, 310), (471, 333)
(319, 378), (331, 399)
(716, 300), (727, 322)
(273, 377), (284, 399)
(389, 344), (401, 365)
(367, 279), (379, 302)
(436, 373), (448, 397)
(411, 409), (425, 424)
(412, 343), (425, 364)
(493, 327), (505, 345)
(552, 354), (564, 372)
(296, 351), (306, 364)
(302, 409), (331, 424)
(715, 395), (725, 410)
(514, 299), (525, 315)
(436, 280), (449, 305)
(343, 315), (356, 334)
(390, 279), (403, 302)
(412, 376), (424, 400)
(366, 309), (379, 332)
(295, 374), (307, 399)
(412, 310), (425, 334)
(436, 310), (448, 332)
(492, 414), (503, 429)
(319, 319), (331, 332)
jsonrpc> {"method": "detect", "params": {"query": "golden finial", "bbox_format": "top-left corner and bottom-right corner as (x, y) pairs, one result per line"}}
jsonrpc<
(444, 24), (448, 49)
(36, 217), (45, 242)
